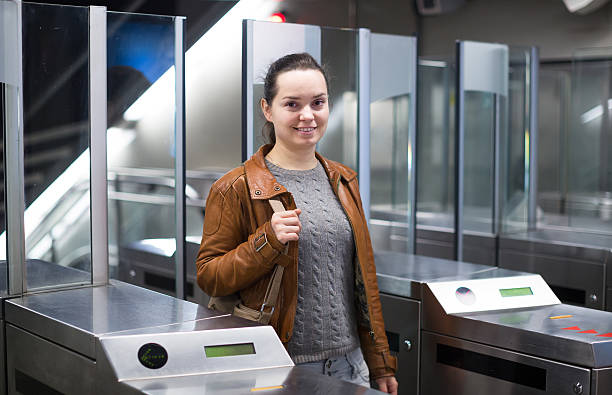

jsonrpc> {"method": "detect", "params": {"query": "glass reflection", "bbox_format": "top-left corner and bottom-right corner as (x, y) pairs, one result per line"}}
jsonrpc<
(567, 48), (612, 233)
(105, 12), (183, 296)
(22, 3), (91, 289)
(416, 59), (455, 229)
(316, 27), (358, 171)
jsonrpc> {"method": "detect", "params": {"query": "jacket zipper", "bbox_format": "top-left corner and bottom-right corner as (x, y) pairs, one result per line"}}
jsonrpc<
(335, 177), (377, 345)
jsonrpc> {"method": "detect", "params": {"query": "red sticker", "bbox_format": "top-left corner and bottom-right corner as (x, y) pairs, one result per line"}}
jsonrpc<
(562, 326), (581, 331)
(578, 329), (598, 334)
(597, 333), (612, 338)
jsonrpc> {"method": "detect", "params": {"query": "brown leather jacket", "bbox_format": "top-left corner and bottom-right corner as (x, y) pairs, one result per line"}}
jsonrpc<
(196, 145), (397, 379)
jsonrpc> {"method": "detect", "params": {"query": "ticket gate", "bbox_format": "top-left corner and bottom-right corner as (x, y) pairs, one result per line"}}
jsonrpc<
(5, 281), (382, 394)
(376, 252), (612, 395)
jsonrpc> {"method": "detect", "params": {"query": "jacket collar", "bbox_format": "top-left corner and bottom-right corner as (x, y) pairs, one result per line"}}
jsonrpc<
(244, 144), (357, 200)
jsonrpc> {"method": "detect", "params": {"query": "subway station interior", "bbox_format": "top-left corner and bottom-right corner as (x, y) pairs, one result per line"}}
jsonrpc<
(2, 0), (612, 393)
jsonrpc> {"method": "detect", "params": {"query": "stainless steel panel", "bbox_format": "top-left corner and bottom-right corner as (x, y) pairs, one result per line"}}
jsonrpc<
(97, 326), (292, 382)
(103, 315), (259, 337)
(499, 250), (605, 309)
(415, 226), (497, 265)
(591, 367), (612, 395)
(90, 5), (108, 286)
(120, 366), (384, 395)
(0, 320), (5, 395)
(375, 251), (497, 299)
(379, 293), (419, 395)
(422, 285), (612, 368)
(421, 332), (591, 395)
(500, 229), (612, 257)
(4, 281), (222, 358)
(0, 260), (89, 296)
(6, 323), (96, 395)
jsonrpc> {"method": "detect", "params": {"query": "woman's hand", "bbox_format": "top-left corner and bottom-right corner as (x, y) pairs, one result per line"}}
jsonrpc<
(270, 209), (302, 244)
(375, 376), (398, 395)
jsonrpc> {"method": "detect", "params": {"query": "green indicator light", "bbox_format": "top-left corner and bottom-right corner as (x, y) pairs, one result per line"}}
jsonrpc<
(204, 343), (255, 358)
(499, 287), (533, 298)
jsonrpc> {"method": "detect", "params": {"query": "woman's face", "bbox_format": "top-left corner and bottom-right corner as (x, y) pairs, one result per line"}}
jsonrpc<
(262, 69), (329, 152)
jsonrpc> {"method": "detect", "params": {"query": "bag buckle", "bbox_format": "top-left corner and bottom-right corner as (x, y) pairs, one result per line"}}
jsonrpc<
(260, 302), (275, 315)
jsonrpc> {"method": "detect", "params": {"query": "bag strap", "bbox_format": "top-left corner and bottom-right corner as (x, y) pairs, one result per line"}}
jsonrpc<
(258, 198), (286, 322)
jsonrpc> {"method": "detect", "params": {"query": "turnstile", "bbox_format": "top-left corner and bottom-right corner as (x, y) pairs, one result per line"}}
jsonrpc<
(499, 228), (612, 310)
(376, 251), (612, 395)
(4, 280), (383, 394)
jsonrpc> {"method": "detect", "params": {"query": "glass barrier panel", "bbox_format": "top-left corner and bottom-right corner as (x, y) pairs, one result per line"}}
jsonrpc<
(105, 12), (181, 291)
(22, 3), (91, 290)
(500, 46), (531, 234)
(536, 64), (571, 228)
(369, 33), (416, 254)
(316, 27), (359, 171)
(463, 90), (495, 234)
(568, 48), (612, 234)
(417, 59), (456, 230)
(0, 0), (18, 295)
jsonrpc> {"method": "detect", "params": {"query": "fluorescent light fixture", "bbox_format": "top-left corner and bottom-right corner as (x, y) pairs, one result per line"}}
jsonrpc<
(581, 104), (604, 124)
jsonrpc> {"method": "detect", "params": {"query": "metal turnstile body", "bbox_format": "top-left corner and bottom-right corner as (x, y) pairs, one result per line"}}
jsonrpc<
(376, 252), (612, 395)
(4, 280), (384, 394)
(499, 229), (612, 310)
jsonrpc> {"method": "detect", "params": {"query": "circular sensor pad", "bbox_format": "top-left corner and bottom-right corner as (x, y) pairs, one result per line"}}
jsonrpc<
(138, 343), (168, 369)
(455, 286), (476, 305)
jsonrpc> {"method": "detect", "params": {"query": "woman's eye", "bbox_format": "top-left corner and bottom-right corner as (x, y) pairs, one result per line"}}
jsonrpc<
(313, 99), (326, 107)
(285, 102), (297, 108)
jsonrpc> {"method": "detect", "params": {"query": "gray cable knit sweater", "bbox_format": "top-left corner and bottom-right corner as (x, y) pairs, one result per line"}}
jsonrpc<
(266, 160), (360, 363)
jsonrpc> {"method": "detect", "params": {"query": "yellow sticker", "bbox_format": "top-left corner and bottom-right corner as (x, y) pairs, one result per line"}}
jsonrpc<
(251, 385), (284, 392)
(549, 315), (573, 320)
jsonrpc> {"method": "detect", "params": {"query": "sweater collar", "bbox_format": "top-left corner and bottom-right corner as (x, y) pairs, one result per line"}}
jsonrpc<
(244, 144), (357, 200)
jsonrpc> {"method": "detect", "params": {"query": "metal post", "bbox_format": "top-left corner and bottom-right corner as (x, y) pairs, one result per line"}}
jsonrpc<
(528, 47), (539, 230)
(174, 16), (186, 300)
(454, 41), (464, 261)
(409, 36), (418, 254)
(358, 28), (371, 222)
(493, 94), (501, 235)
(90, 6), (108, 285)
(243, 19), (254, 161)
(5, 0), (26, 295)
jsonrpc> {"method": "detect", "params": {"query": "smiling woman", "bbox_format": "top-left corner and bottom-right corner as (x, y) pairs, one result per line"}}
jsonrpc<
(196, 53), (398, 394)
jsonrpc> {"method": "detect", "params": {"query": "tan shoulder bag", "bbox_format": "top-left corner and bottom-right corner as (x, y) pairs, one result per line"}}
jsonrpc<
(207, 199), (286, 324)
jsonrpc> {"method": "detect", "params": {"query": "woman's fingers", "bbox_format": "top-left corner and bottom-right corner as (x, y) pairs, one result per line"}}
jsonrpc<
(270, 209), (302, 244)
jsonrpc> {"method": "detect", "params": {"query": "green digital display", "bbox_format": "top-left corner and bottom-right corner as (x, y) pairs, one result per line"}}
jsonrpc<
(499, 287), (533, 298)
(204, 343), (256, 358)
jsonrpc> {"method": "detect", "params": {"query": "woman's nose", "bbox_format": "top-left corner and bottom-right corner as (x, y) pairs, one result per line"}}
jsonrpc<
(299, 107), (314, 121)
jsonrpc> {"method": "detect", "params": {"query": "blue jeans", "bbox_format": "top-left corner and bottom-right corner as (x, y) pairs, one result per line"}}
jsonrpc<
(296, 348), (371, 388)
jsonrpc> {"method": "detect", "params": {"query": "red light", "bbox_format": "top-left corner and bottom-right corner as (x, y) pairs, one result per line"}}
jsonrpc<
(268, 12), (286, 23)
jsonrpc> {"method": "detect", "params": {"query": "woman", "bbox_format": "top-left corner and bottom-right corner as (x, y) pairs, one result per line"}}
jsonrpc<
(196, 53), (398, 394)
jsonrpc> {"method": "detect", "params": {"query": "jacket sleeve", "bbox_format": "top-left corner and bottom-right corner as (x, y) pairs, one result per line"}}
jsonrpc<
(196, 183), (289, 296)
(349, 178), (398, 380)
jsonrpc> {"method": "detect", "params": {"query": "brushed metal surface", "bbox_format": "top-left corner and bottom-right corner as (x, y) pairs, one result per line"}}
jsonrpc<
(6, 323), (96, 395)
(98, 326), (293, 381)
(501, 228), (612, 253)
(375, 251), (501, 299)
(422, 285), (612, 368)
(421, 332), (592, 395)
(379, 293), (420, 395)
(0, 259), (90, 296)
(499, 249), (605, 309)
(119, 366), (385, 395)
(4, 281), (222, 358)
(591, 367), (612, 395)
